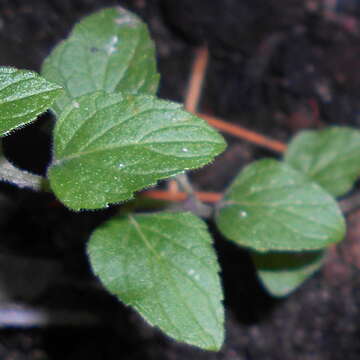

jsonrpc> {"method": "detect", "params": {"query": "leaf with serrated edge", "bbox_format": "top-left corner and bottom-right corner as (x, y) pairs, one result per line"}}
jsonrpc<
(252, 250), (324, 297)
(88, 212), (224, 350)
(41, 7), (159, 115)
(285, 127), (360, 197)
(48, 91), (226, 210)
(0, 67), (62, 136)
(215, 159), (345, 251)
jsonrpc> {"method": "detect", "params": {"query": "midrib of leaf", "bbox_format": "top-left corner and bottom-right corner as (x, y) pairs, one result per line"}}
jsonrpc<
(74, 108), (163, 153)
(0, 76), (36, 93)
(128, 215), (160, 260)
(272, 206), (339, 231)
(78, 126), (213, 155)
(227, 199), (333, 209)
(139, 223), (217, 278)
(130, 217), (201, 334)
(1, 89), (58, 105)
(244, 212), (322, 244)
(55, 140), (218, 165)
(304, 137), (325, 174)
(258, 207), (334, 239)
(290, 130), (360, 177)
(163, 262), (215, 347)
(57, 100), (177, 155)
(136, 260), (183, 340)
(316, 167), (360, 181)
(225, 200), (339, 231)
(308, 149), (360, 177)
(103, 24), (142, 91)
(121, 226), (134, 297)
(138, 123), (212, 143)
(128, 215), (219, 346)
(232, 183), (303, 198)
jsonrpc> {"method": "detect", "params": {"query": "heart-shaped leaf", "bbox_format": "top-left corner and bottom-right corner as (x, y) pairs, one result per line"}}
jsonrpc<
(252, 250), (325, 297)
(215, 159), (345, 251)
(0, 67), (62, 136)
(48, 91), (226, 210)
(88, 212), (224, 350)
(41, 7), (159, 116)
(284, 127), (360, 197)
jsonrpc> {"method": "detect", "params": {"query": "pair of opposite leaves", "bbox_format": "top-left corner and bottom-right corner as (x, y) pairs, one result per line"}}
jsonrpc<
(0, 8), (226, 350)
(42, 7), (226, 211)
(0, 8), (226, 211)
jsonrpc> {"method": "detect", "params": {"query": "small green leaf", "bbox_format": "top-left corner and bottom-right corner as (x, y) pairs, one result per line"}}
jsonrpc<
(284, 127), (360, 197)
(215, 159), (345, 251)
(48, 91), (225, 210)
(88, 212), (224, 350)
(42, 7), (159, 115)
(252, 250), (324, 297)
(0, 67), (62, 136)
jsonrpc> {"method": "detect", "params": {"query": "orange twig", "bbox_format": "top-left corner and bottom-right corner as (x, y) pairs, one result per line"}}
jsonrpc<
(142, 190), (222, 203)
(184, 46), (209, 113)
(167, 179), (179, 194)
(183, 46), (287, 153)
(198, 112), (287, 153)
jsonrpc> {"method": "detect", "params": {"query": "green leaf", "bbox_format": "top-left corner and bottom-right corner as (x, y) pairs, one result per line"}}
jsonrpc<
(0, 67), (62, 136)
(252, 250), (324, 297)
(41, 7), (159, 115)
(87, 212), (224, 350)
(284, 127), (360, 197)
(215, 159), (345, 251)
(48, 91), (226, 210)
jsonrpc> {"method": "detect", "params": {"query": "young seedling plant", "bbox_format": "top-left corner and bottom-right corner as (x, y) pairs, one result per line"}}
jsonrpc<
(1, 6), (360, 351)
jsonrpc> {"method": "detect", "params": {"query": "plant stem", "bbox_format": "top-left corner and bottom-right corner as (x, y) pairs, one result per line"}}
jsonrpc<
(173, 174), (213, 217)
(339, 191), (360, 214)
(0, 157), (44, 191)
(0, 302), (101, 328)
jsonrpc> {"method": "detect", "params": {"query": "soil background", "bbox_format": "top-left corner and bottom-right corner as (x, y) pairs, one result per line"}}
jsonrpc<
(0, 0), (360, 359)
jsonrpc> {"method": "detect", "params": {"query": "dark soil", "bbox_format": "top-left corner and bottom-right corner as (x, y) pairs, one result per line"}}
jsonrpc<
(0, 0), (360, 359)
